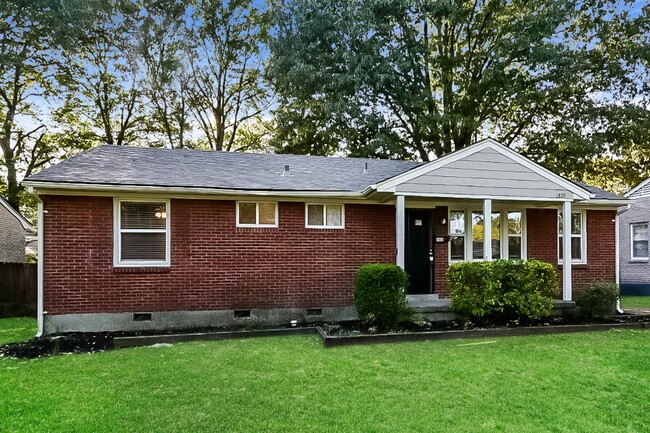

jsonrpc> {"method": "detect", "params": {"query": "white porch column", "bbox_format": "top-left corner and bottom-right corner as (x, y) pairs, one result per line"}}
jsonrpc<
(396, 195), (406, 268)
(562, 200), (572, 301)
(483, 199), (492, 261)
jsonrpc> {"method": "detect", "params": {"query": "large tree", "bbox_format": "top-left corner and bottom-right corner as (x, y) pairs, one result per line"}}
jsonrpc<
(56, 0), (147, 148)
(186, 0), (272, 152)
(268, 0), (649, 186)
(0, 0), (92, 210)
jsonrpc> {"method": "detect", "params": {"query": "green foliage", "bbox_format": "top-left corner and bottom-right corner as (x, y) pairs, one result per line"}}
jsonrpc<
(448, 259), (558, 324)
(575, 281), (619, 318)
(354, 264), (410, 331)
(268, 0), (650, 191)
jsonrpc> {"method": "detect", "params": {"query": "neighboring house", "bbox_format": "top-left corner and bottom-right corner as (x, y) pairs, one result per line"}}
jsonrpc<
(23, 139), (627, 335)
(619, 178), (650, 295)
(0, 196), (34, 263)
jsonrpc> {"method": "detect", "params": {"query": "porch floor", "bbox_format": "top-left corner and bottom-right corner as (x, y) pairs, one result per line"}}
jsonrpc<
(406, 295), (576, 316)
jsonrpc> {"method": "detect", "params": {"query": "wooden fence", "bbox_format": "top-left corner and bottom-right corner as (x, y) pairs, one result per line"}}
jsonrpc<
(0, 262), (37, 317)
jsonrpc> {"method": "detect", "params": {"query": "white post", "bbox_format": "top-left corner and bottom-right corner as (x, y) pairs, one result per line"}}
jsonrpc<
(36, 200), (44, 337)
(615, 212), (620, 287)
(483, 199), (492, 261)
(396, 195), (406, 268)
(562, 201), (572, 301)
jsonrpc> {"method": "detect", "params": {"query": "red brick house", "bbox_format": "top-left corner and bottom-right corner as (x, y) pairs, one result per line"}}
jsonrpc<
(24, 139), (627, 335)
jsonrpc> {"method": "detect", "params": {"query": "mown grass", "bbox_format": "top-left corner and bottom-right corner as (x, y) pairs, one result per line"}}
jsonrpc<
(1, 317), (649, 433)
(0, 317), (36, 345)
(620, 296), (650, 309)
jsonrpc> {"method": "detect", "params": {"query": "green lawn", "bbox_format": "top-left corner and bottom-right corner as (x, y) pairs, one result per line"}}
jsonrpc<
(620, 296), (650, 309)
(0, 317), (36, 345)
(2, 321), (650, 432)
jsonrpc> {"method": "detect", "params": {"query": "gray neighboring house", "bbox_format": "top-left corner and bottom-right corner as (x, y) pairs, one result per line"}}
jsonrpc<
(620, 178), (650, 295)
(0, 197), (34, 263)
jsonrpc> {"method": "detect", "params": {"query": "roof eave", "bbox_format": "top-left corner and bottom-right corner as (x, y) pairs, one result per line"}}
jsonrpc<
(23, 180), (366, 199)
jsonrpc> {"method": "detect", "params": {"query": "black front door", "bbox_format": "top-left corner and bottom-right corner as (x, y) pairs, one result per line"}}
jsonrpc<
(405, 210), (432, 294)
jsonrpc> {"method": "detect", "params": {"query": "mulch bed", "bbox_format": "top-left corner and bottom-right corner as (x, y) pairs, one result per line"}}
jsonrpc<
(3, 315), (650, 359)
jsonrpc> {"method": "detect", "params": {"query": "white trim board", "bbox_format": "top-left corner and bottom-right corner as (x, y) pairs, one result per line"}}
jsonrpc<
(373, 138), (592, 200)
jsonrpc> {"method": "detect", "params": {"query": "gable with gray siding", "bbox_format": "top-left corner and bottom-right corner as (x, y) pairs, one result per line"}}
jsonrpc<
(395, 147), (575, 199)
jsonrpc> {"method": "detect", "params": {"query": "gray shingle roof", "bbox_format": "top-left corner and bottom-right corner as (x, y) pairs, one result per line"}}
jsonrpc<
(27, 145), (625, 201)
(27, 145), (421, 192)
(571, 181), (625, 200)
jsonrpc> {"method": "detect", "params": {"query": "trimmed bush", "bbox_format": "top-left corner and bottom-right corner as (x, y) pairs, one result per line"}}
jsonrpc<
(354, 264), (410, 331)
(448, 259), (559, 324)
(575, 281), (619, 317)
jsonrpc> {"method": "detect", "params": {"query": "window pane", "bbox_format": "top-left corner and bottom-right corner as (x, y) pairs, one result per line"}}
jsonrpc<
(449, 211), (465, 235)
(450, 236), (465, 261)
(492, 212), (500, 258)
(308, 205), (324, 226)
(326, 205), (343, 226)
(571, 213), (581, 235)
(633, 241), (649, 258)
(558, 212), (564, 235)
(571, 237), (581, 260)
(121, 232), (166, 260)
(239, 203), (256, 225)
(559, 237), (563, 259)
(121, 202), (166, 229)
(258, 203), (276, 225)
(632, 224), (649, 241)
(508, 237), (522, 259)
(472, 212), (483, 260)
(508, 212), (522, 235)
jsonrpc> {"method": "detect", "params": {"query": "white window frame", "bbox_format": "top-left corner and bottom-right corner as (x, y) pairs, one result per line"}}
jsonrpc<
(558, 210), (587, 265)
(305, 203), (345, 229)
(236, 201), (279, 228)
(630, 222), (649, 262)
(113, 198), (171, 267)
(448, 207), (527, 263)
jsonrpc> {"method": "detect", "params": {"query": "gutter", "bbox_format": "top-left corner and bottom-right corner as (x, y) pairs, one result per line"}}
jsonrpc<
(23, 181), (365, 199)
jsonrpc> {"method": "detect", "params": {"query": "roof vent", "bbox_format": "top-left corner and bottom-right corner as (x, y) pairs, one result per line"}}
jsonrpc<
(281, 164), (292, 176)
(363, 162), (368, 174)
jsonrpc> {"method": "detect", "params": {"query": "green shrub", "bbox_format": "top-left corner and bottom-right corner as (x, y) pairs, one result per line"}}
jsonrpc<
(354, 264), (410, 331)
(575, 281), (619, 317)
(448, 259), (559, 325)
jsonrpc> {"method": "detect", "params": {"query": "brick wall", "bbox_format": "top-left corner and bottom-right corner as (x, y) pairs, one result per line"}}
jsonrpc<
(619, 196), (650, 285)
(0, 204), (27, 263)
(42, 196), (396, 315)
(527, 208), (616, 294)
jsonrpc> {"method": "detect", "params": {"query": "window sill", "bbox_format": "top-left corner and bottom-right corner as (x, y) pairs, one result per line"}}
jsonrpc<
(305, 226), (345, 230)
(629, 258), (649, 263)
(113, 267), (171, 274)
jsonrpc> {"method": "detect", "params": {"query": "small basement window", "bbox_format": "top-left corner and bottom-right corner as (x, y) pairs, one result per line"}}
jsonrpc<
(305, 204), (344, 229)
(114, 199), (170, 267)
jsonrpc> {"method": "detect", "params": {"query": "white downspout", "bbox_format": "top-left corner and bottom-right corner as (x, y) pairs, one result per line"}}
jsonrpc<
(615, 210), (624, 314)
(36, 200), (44, 337)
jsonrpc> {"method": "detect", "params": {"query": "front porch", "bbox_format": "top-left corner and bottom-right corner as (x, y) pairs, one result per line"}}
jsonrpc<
(366, 139), (598, 302)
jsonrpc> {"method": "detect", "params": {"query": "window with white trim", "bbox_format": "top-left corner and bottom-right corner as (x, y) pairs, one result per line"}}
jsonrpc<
(449, 208), (525, 262)
(115, 200), (170, 266)
(236, 202), (278, 227)
(558, 211), (586, 263)
(306, 204), (344, 228)
(631, 223), (649, 260)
